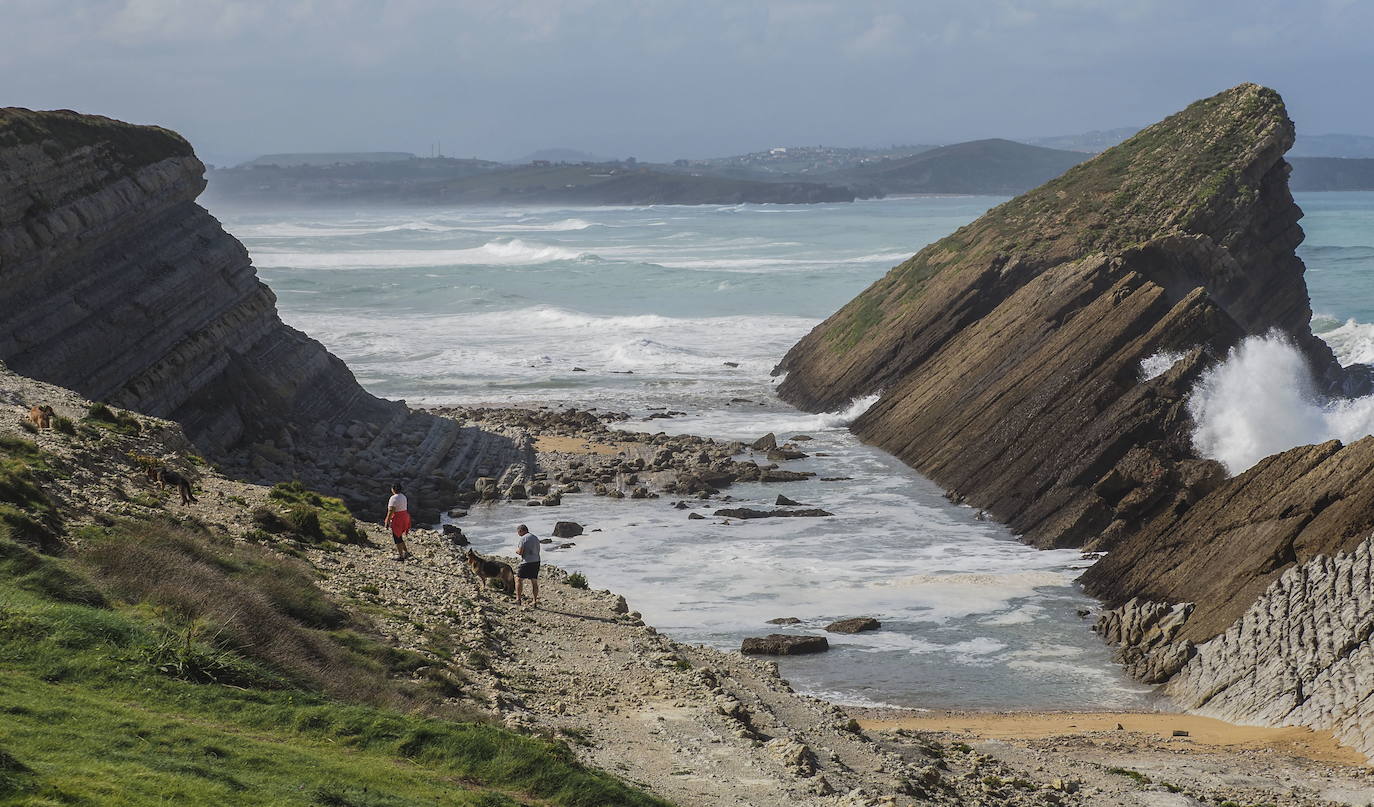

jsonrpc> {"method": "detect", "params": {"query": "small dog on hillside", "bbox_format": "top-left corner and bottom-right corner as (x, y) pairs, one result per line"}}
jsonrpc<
(27, 405), (53, 429)
(146, 465), (197, 505)
(464, 549), (515, 594)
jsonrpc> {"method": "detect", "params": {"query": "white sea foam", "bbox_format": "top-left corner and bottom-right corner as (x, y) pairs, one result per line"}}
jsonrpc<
(1314, 316), (1374, 365)
(1139, 349), (1187, 380)
(1188, 331), (1374, 474)
(253, 238), (585, 269)
(473, 218), (596, 232)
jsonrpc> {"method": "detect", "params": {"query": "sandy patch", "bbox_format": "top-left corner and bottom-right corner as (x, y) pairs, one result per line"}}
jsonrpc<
(860, 710), (1368, 767)
(535, 435), (632, 455)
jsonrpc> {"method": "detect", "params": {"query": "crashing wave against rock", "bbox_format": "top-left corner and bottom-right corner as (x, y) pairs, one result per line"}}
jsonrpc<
(776, 84), (1374, 757)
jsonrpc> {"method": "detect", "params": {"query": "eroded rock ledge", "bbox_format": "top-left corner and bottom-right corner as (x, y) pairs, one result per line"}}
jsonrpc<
(0, 108), (516, 521)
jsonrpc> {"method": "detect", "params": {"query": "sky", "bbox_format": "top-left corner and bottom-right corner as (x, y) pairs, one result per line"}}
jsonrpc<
(4, 0), (1373, 165)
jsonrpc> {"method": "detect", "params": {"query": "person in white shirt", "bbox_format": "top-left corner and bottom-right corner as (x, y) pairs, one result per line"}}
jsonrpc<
(514, 524), (541, 607)
(384, 483), (413, 561)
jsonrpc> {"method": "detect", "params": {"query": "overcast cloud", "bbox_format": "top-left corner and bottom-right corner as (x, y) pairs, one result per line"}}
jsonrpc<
(3, 0), (1371, 164)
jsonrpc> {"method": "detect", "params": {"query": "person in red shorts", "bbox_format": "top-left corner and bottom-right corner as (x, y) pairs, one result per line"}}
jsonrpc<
(384, 482), (413, 561)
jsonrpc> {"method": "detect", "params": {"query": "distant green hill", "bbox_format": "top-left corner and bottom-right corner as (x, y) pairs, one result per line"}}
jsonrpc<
(206, 159), (857, 206)
(836, 138), (1088, 195)
(1289, 156), (1374, 190)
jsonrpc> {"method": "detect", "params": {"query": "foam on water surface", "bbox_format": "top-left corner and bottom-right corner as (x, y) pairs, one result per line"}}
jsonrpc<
(206, 195), (1374, 710)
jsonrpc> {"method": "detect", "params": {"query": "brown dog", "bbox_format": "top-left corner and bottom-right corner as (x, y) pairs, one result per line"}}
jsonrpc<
(465, 549), (515, 594)
(154, 467), (197, 505)
(28, 405), (53, 429)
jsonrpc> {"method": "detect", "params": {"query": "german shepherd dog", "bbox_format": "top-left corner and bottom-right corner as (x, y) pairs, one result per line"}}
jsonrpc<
(465, 550), (515, 594)
(146, 465), (197, 505)
(28, 405), (53, 429)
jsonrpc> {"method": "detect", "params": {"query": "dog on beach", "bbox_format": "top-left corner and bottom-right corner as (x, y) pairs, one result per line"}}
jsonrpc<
(465, 549), (515, 594)
(28, 405), (53, 429)
(147, 465), (197, 505)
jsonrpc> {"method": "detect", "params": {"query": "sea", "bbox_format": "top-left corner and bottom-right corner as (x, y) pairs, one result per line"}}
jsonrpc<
(208, 191), (1374, 712)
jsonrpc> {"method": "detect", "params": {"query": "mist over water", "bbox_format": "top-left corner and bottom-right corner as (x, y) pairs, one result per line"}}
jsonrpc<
(209, 192), (1374, 711)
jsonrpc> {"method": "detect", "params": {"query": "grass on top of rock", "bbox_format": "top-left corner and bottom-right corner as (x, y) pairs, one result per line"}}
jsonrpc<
(252, 480), (366, 546)
(82, 402), (143, 435)
(0, 512), (670, 806)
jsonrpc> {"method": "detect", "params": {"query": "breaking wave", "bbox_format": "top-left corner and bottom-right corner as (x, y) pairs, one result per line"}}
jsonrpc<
(1188, 331), (1374, 474)
(253, 238), (586, 269)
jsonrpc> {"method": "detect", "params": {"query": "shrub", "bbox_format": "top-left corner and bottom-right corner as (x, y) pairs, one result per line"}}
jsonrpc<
(79, 520), (380, 698)
(283, 506), (323, 540)
(52, 416), (75, 435)
(83, 403), (142, 435)
(251, 506), (287, 533)
(566, 572), (589, 590)
(17, 420), (37, 435)
(265, 482), (366, 545)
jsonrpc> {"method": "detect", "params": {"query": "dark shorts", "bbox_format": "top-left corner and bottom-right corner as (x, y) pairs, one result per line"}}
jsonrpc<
(517, 562), (540, 580)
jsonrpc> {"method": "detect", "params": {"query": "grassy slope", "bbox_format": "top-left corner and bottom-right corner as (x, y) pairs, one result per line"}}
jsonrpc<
(815, 83), (1289, 351)
(0, 436), (668, 807)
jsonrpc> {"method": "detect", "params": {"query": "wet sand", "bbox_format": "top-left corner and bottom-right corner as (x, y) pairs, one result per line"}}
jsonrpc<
(857, 709), (1368, 767)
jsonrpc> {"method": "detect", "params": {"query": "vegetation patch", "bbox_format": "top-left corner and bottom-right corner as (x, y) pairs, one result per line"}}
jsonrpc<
(258, 481), (366, 545)
(0, 514), (669, 806)
(83, 402), (143, 435)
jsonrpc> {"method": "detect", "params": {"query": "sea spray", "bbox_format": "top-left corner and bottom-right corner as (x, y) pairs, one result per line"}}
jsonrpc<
(1188, 331), (1374, 474)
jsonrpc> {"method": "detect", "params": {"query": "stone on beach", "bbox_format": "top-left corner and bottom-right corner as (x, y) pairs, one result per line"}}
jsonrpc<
(741, 634), (829, 655)
(825, 617), (881, 634)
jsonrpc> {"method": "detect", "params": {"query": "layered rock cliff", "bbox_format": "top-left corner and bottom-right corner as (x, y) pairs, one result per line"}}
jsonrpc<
(776, 85), (1374, 755)
(777, 84), (1344, 549)
(0, 108), (520, 520)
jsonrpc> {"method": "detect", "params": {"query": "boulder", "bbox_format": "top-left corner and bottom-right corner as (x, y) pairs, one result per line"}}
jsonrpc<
(775, 494), (805, 507)
(712, 507), (833, 519)
(441, 524), (469, 546)
(552, 521), (584, 538)
(741, 634), (829, 656)
(825, 617), (881, 634)
(750, 433), (777, 452)
(766, 617), (802, 625)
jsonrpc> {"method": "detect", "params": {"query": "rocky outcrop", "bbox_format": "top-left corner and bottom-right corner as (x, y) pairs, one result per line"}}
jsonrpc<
(1162, 534), (1374, 759)
(776, 84), (1340, 550)
(1081, 437), (1374, 641)
(0, 108), (520, 521)
(776, 84), (1374, 756)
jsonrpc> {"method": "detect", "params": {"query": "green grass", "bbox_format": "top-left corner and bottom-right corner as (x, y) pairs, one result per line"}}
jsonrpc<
(82, 403), (143, 436)
(0, 441), (670, 807)
(1106, 766), (1151, 785)
(259, 481), (366, 546)
(0, 532), (670, 807)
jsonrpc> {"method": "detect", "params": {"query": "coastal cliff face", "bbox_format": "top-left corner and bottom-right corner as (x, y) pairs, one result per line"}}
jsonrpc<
(777, 84), (1338, 550)
(777, 85), (1374, 755)
(0, 108), (519, 520)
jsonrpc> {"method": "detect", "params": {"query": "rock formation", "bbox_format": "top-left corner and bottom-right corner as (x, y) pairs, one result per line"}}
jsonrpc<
(0, 107), (521, 521)
(1161, 534), (1374, 758)
(777, 84), (1343, 549)
(776, 84), (1374, 756)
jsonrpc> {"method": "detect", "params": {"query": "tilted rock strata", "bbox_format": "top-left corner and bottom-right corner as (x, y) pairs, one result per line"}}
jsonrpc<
(776, 84), (1339, 550)
(1082, 437), (1374, 641)
(1149, 534), (1374, 760)
(0, 108), (519, 520)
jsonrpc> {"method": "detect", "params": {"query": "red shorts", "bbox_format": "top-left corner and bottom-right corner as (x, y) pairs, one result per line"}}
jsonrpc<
(389, 510), (411, 539)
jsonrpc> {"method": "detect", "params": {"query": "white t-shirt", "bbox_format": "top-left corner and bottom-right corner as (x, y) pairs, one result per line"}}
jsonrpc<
(388, 493), (408, 512)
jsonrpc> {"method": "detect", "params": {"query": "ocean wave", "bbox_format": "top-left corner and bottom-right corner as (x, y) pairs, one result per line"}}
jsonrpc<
(473, 218), (596, 232)
(1188, 330), (1374, 474)
(252, 238), (586, 269)
(1314, 316), (1374, 365)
